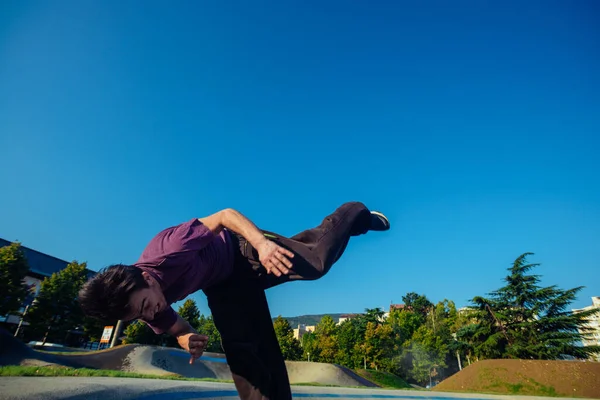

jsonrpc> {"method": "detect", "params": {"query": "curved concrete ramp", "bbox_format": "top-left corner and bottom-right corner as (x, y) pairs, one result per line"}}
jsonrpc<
(123, 346), (377, 387)
(0, 328), (62, 367)
(1, 331), (378, 388)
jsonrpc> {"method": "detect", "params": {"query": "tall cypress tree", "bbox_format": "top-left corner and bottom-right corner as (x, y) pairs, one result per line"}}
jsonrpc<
(466, 253), (600, 360)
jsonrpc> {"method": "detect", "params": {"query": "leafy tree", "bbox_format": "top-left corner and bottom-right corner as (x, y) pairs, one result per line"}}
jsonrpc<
(335, 318), (363, 368)
(301, 331), (318, 362)
(402, 292), (433, 322)
(198, 314), (222, 353)
(178, 299), (201, 330)
(25, 261), (89, 344)
(82, 315), (111, 343)
(273, 316), (302, 360)
(314, 315), (338, 363)
(454, 323), (478, 366)
(0, 242), (29, 317)
(363, 308), (385, 326)
(468, 253), (600, 360)
(387, 308), (423, 345)
(361, 321), (395, 371)
(122, 320), (162, 345)
(404, 325), (448, 386)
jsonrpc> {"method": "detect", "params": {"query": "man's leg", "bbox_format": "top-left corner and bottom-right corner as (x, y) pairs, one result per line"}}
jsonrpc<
(204, 202), (389, 399)
(204, 263), (292, 400)
(236, 201), (388, 289)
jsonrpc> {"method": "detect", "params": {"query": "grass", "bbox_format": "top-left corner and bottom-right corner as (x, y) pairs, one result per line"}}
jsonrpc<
(0, 366), (232, 383)
(354, 369), (413, 389)
(1, 365), (413, 392)
(478, 368), (559, 397)
(487, 379), (559, 397)
(38, 350), (98, 356)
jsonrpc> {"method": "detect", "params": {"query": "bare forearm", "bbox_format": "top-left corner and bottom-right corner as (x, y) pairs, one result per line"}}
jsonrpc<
(220, 208), (266, 248)
(200, 208), (292, 277)
(167, 315), (208, 364)
(167, 314), (197, 337)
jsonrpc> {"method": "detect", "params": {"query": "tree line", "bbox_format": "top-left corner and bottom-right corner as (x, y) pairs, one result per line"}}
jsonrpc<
(1, 241), (598, 386)
(1, 242), (108, 345)
(269, 253), (600, 385)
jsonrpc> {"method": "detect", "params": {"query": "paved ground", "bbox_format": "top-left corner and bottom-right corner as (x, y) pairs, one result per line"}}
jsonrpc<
(0, 377), (579, 400)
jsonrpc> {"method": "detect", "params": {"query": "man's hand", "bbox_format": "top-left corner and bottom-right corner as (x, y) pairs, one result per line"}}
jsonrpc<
(255, 238), (294, 277)
(176, 332), (209, 364)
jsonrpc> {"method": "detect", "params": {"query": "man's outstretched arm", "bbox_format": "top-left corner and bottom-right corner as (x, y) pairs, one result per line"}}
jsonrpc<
(199, 209), (294, 276)
(167, 314), (208, 364)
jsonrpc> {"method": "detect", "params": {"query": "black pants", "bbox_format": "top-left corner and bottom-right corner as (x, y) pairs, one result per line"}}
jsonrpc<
(203, 202), (371, 399)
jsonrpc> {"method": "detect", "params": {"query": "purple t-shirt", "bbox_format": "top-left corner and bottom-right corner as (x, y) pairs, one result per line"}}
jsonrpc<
(134, 218), (234, 333)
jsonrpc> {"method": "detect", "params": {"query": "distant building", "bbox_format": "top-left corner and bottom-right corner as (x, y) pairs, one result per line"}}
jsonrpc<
(0, 238), (93, 326)
(293, 324), (315, 342)
(337, 314), (359, 325)
(389, 304), (407, 311)
(382, 303), (408, 320)
(572, 296), (600, 361)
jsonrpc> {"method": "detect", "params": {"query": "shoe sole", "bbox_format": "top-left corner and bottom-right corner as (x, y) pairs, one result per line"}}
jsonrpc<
(370, 211), (390, 230)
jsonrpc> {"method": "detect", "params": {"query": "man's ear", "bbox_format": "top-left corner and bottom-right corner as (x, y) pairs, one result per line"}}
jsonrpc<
(141, 271), (155, 286)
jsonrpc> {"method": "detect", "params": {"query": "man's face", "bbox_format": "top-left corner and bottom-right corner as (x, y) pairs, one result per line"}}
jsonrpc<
(125, 272), (167, 322)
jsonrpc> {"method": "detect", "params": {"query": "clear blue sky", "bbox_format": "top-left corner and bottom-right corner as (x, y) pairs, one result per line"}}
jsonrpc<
(1, 1), (598, 319)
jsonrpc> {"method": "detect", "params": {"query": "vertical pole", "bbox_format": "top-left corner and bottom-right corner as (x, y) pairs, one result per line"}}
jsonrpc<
(13, 305), (29, 337)
(110, 320), (124, 348)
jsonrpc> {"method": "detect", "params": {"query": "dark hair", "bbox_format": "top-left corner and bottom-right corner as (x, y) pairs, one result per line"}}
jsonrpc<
(78, 264), (148, 321)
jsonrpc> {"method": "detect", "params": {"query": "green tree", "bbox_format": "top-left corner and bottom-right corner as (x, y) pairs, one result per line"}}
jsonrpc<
(273, 316), (302, 361)
(404, 325), (448, 386)
(122, 320), (161, 345)
(178, 299), (201, 330)
(198, 314), (222, 353)
(314, 315), (338, 363)
(387, 308), (423, 345)
(335, 318), (363, 368)
(402, 292), (433, 322)
(301, 331), (318, 362)
(82, 315), (111, 342)
(363, 308), (385, 325)
(361, 321), (395, 371)
(25, 261), (90, 344)
(468, 253), (600, 360)
(0, 242), (29, 317)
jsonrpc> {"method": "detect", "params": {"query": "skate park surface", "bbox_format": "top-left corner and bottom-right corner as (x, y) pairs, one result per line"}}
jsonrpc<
(2, 376), (585, 400)
(1, 330), (597, 399)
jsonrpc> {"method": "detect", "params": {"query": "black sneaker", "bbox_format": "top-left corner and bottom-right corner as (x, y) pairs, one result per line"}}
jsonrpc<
(369, 211), (390, 231)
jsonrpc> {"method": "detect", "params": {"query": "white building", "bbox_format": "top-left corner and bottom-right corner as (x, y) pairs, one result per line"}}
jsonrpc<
(293, 324), (315, 341)
(572, 296), (600, 361)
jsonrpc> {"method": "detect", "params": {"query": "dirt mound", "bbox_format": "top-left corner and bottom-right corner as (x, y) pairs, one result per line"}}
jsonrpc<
(435, 359), (600, 398)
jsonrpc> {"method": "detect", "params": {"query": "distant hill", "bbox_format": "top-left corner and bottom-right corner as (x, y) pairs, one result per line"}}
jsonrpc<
(273, 313), (348, 328)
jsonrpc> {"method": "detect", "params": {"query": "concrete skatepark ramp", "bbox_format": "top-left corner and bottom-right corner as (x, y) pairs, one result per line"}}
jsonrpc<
(0, 329), (377, 387)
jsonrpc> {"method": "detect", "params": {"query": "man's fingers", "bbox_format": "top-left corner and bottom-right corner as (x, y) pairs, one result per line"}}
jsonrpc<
(275, 252), (293, 269)
(190, 337), (207, 346)
(273, 257), (290, 274)
(279, 247), (295, 259)
(267, 260), (282, 276)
